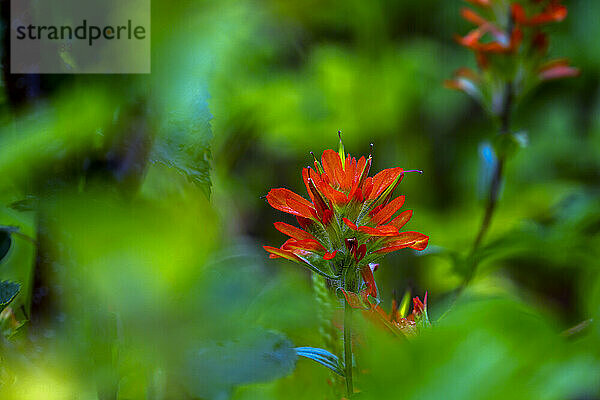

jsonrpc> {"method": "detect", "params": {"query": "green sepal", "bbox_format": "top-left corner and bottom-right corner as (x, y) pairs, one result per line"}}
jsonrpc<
(338, 131), (345, 169)
(311, 152), (325, 174)
(398, 290), (412, 319)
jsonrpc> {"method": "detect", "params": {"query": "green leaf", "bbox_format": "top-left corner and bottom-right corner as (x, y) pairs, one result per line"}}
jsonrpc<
(9, 196), (37, 212)
(150, 95), (213, 197)
(295, 346), (345, 377)
(0, 230), (12, 263)
(180, 330), (297, 400)
(150, 30), (214, 197)
(0, 280), (20, 309)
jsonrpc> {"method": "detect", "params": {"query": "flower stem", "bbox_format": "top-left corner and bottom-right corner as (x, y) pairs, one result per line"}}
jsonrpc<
(343, 300), (353, 398)
(471, 157), (505, 253)
(471, 80), (513, 256)
(437, 81), (515, 324)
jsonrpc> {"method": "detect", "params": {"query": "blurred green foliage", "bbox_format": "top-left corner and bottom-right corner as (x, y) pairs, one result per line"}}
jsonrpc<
(0, 0), (599, 399)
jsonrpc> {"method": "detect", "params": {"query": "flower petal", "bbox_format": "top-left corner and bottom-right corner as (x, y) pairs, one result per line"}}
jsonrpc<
(368, 167), (404, 200)
(413, 294), (426, 316)
(354, 156), (366, 183)
(358, 225), (399, 237)
(267, 188), (316, 219)
(274, 221), (318, 242)
(539, 60), (579, 81)
(263, 246), (302, 263)
(286, 196), (318, 220)
(362, 177), (374, 199)
(513, 3), (567, 26)
(323, 250), (337, 260)
(360, 265), (377, 298)
(302, 168), (314, 202)
(355, 244), (367, 261)
(282, 238), (325, 252)
(342, 156), (356, 190)
(456, 27), (484, 48)
(370, 195), (406, 225)
(296, 215), (313, 230)
(322, 209), (334, 225)
(374, 232), (429, 253)
(388, 210), (413, 230)
(343, 218), (359, 231)
(345, 218), (399, 237)
(310, 168), (347, 205)
(321, 149), (345, 188)
(461, 8), (487, 25)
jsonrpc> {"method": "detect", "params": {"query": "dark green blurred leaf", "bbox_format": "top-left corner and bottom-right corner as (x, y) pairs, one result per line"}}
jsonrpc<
(0, 280), (20, 309)
(150, 98), (213, 197)
(8, 197), (37, 213)
(0, 231), (11, 263)
(180, 330), (297, 400)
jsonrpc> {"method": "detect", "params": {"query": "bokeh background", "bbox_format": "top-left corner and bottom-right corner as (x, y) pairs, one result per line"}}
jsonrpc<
(0, 0), (599, 399)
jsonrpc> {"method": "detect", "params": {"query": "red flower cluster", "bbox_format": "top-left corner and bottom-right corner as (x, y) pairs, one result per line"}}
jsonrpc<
(264, 137), (428, 306)
(446, 0), (578, 113)
(367, 293), (430, 337)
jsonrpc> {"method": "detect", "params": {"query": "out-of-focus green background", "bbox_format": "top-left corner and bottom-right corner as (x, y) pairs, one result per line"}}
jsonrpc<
(0, 0), (599, 399)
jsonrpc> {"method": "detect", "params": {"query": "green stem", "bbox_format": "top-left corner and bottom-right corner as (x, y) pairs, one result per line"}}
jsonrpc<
(461, 74), (514, 293)
(343, 300), (353, 398)
(468, 8), (515, 266)
(470, 80), (512, 257)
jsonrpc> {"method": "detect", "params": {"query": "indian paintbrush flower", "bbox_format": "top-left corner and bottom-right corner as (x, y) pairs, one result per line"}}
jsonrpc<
(446, 0), (578, 115)
(444, 1), (579, 259)
(263, 134), (428, 308)
(368, 292), (431, 337)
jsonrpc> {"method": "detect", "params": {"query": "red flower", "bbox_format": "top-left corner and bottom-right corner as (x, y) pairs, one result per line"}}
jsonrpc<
(264, 135), (428, 297)
(366, 292), (430, 337)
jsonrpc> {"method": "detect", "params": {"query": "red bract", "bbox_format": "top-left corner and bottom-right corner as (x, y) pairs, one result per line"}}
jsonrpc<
(512, 3), (567, 26)
(538, 59), (580, 81)
(367, 293), (430, 337)
(341, 263), (379, 310)
(264, 135), (428, 304)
